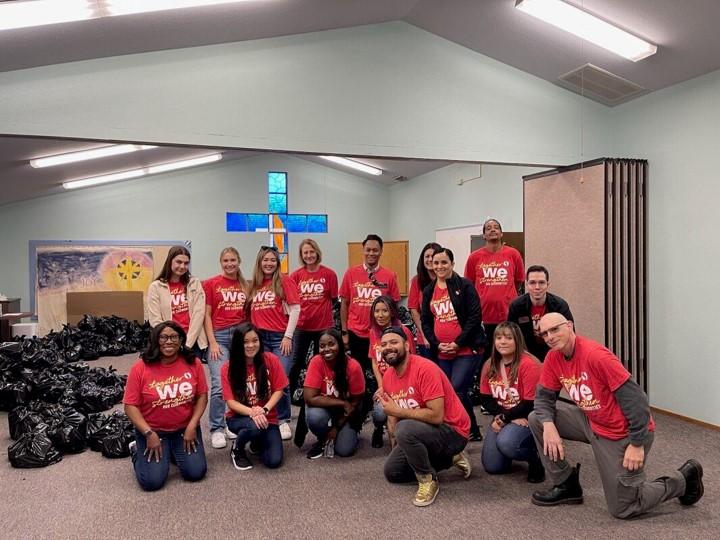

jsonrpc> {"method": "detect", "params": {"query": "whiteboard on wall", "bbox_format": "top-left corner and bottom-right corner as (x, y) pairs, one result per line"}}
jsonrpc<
(435, 224), (484, 274)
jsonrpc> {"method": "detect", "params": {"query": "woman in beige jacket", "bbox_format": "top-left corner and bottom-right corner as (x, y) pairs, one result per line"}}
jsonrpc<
(147, 246), (207, 353)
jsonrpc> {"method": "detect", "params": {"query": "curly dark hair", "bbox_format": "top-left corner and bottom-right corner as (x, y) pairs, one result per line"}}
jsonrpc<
(141, 321), (195, 364)
(318, 328), (350, 399)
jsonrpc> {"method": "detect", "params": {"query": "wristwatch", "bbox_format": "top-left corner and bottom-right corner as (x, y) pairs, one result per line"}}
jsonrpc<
(143, 429), (154, 437)
(262, 407), (270, 415)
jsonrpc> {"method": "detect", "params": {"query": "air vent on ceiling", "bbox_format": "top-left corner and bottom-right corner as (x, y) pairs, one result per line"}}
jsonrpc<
(557, 64), (645, 106)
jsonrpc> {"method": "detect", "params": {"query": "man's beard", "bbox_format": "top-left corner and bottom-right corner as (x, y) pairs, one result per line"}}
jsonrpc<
(384, 347), (406, 367)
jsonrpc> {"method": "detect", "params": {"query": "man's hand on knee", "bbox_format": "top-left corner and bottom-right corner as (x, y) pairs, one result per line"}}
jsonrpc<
(543, 421), (564, 461)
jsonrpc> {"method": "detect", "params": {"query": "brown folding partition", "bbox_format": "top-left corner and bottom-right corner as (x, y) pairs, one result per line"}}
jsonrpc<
(523, 159), (648, 392)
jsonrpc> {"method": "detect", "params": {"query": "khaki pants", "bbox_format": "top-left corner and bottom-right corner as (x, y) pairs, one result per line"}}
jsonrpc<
(529, 402), (686, 518)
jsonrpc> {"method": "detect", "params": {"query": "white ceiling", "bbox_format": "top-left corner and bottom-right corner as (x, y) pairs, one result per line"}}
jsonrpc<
(1, 0), (719, 105)
(0, 136), (452, 205)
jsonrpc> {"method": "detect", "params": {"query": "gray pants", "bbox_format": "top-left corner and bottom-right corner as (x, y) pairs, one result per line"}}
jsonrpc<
(384, 419), (467, 482)
(529, 402), (686, 518)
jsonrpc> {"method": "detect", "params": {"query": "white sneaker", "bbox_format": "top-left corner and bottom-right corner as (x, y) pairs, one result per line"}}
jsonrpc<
(225, 427), (237, 440)
(279, 423), (292, 441)
(211, 430), (227, 449)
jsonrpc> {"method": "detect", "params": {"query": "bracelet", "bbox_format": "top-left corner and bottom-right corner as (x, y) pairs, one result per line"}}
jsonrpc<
(144, 429), (154, 437)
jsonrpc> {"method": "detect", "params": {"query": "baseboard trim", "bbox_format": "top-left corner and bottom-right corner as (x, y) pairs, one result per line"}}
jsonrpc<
(650, 406), (720, 431)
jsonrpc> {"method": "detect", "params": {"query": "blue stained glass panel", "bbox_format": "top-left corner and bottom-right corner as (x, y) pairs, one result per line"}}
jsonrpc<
(247, 213), (270, 231)
(286, 215), (307, 233)
(307, 214), (328, 233)
(269, 193), (287, 214)
(226, 212), (247, 232)
(268, 171), (287, 194)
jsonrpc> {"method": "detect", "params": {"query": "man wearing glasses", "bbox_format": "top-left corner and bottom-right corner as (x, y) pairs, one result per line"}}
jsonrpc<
(340, 234), (400, 369)
(507, 265), (574, 361)
(528, 313), (704, 518)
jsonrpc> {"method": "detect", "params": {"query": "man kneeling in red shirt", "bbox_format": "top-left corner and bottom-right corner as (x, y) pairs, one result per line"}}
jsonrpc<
(379, 327), (472, 507)
(529, 313), (704, 518)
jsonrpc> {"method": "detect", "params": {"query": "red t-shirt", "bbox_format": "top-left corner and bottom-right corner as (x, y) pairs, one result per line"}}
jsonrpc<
(530, 304), (547, 345)
(220, 352), (288, 425)
(339, 265), (400, 338)
(480, 353), (542, 411)
(122, 356), (208, 432)
(289, 265), (338, 331)
(463, 245), (524, 324)
(250, 276), (302, 333)
(203, 274), (247, 331)
(407, 275), (421, 311)
(304, 355), (366, 398)
(369, 325), (415, 378)
(168, 281), (191, 332)
(382, 354), (470, 439)
(429, 284), (473, 360)
(540, 335), (655, 440)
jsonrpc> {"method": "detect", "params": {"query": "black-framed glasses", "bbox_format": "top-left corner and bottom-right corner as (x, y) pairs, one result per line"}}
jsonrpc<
(261, 245), (279, 252)
(159, 334), (180, 344)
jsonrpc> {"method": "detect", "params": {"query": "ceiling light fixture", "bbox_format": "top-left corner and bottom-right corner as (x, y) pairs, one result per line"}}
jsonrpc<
(515, 0), (657, 62)
(62, 153), (222, 190)
(0, 0), (261, 31)
(319, 156), (383, 176)
(30, 144), (157, 168)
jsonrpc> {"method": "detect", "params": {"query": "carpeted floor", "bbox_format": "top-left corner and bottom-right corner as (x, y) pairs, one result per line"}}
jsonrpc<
(1, 353), (717, 540)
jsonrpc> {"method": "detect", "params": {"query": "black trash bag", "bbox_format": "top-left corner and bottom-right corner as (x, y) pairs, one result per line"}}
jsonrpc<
(291, 368), (307, 406)
(8, 406), (45, 440)
(64, 344), (83, 363)
(7, 381), (32, 409)
(469, 371), (482, 406)
(32, 373), (67, 403)
(77, 383), (118, 414)
(46, 407), (87, 454)
(77, 314), (98, 333)
(398, 306), (417, 335)
(0, 341), (23, 359)
(8, 424), (63, 468)
(86, 411), (131, 452)
(99, 430), (133, 458)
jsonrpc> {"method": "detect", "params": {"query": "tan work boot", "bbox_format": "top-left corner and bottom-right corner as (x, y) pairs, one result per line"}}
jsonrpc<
(452, 451), (472, 479)
(413, 474), (439, 507)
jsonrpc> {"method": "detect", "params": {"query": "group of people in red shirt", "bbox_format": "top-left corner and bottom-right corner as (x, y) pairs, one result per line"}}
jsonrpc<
(124, 222), (704, 519)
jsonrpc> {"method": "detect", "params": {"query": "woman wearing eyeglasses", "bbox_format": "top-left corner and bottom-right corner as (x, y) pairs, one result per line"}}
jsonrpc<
(479, 322), (544, 483)
(407, 242), (441, 359)
(202, 246), (249, 450)
(421, 247), (486, 442)
(147, 245), (207, 356)
(123, 321), (208, 491)
(248, 245), (302, 440)
(289, 239), (338, 400)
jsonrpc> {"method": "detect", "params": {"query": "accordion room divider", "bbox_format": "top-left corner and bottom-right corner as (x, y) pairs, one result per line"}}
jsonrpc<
(523, 159), (648, 392)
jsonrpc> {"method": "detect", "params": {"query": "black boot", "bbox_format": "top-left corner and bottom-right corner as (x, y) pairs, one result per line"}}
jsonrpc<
(527, 455), (546, 484)
(468, 427), (483, 442)
(678, 459), (704, 505)
(531, 464), (583, 506)
(371, 426), (384, 448)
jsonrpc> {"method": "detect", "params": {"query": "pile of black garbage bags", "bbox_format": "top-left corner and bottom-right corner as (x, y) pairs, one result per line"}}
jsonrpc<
(1, 315), (150, 468)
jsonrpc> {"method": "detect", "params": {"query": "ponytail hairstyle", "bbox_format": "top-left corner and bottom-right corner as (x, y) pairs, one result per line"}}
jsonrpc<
(228, 322), (270, 404)
(219, 246), (248, 291)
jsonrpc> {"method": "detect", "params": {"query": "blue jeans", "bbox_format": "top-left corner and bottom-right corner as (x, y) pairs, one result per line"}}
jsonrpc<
(131, 427), (207, 491)
(437, 354), (481, 434)
(226, 415), (283, 469)
(372, 400), (387, 428)
(258, 329), (294, 424)
(305, 406), (359, 457)
(481, 422), (538, 474)
(207, 325), (241, 432)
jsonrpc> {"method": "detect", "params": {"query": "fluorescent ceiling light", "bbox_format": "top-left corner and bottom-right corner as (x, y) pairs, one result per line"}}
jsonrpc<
(106, 0), (258, 17)
(30, 144), (157, 168)
(0, 0), (95, 31)
(0, 0), (261, 31)
(63, 153), (222, 189)
(319, 156), (383, 176)
(515, 0), (657, 62)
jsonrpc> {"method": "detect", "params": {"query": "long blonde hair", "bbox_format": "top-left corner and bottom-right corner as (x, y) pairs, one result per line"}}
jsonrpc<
(487, 322), (538, 383)
(219, 247), (247, 291)
(249, 246), (284, 302)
